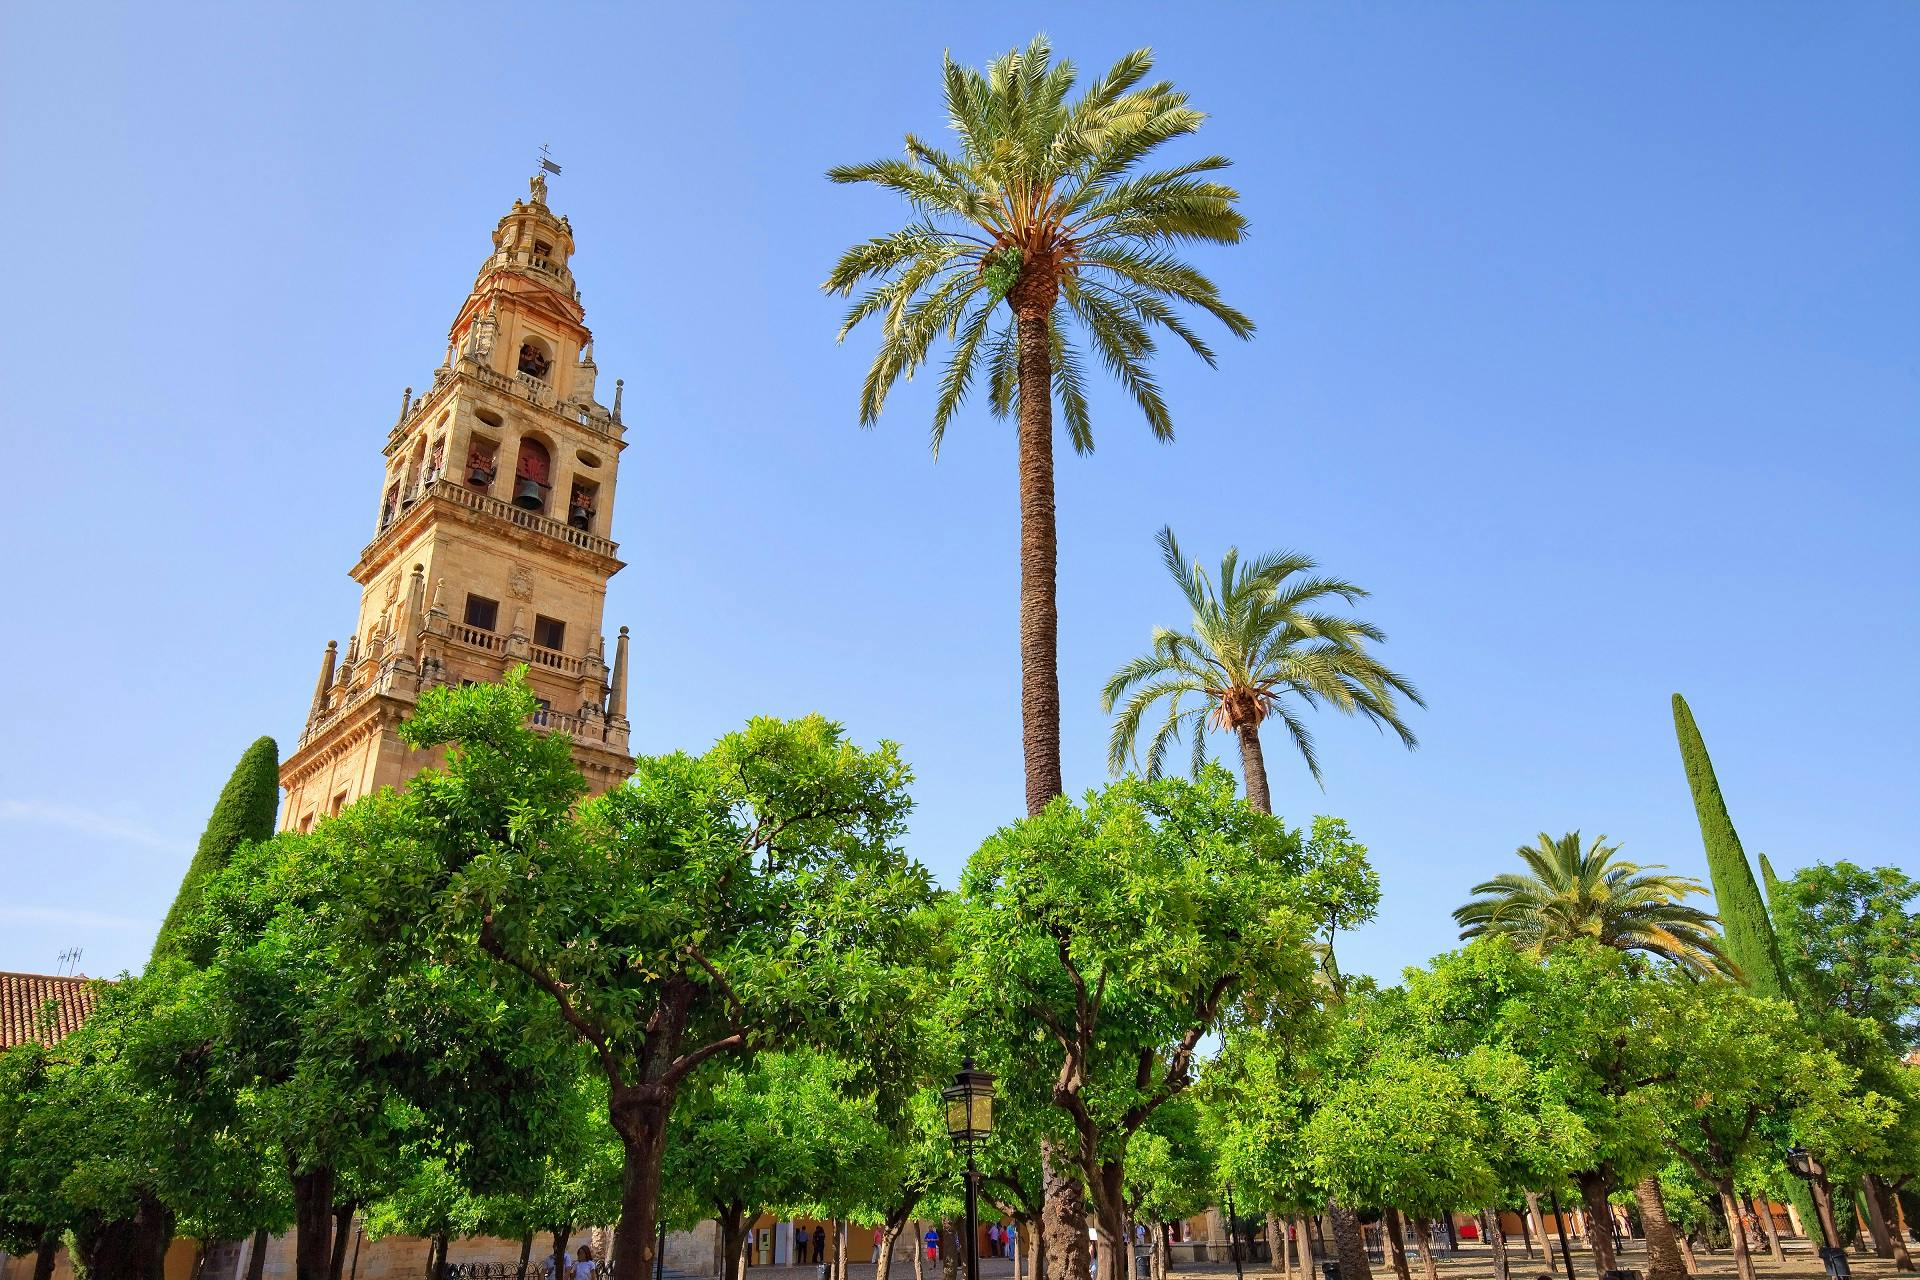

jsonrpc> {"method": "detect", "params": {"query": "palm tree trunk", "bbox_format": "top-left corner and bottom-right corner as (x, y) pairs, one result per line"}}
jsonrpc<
(1327, 1203), (1374, 1280)
(1013, 304), (1062, 818)
(1382, 1209), (1412, 1280)
(1634, 1177), (1687, 1280)
(1234, 724), (1273, 815)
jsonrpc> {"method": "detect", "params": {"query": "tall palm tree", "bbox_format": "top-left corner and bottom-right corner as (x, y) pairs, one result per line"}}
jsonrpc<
(826, 37), (1253, 818)
(1102, 526), (1422, 815)
(1454, 831), (1730, 1280)
(1453, 831), (1731, 978)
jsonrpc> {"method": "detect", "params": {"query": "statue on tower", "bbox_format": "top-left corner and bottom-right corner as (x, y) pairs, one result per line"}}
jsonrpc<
(530, 171), (549, 205)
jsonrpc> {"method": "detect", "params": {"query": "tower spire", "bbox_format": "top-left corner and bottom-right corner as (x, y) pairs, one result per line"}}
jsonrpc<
(608, 626), (630, 721)
(308, 640), (338, 719)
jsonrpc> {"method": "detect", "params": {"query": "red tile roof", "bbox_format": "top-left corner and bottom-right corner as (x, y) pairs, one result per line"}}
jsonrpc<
(0, 971), (102, 1049)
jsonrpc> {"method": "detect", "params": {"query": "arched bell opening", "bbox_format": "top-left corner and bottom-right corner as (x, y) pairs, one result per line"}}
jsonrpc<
(514, 437), (552, 511)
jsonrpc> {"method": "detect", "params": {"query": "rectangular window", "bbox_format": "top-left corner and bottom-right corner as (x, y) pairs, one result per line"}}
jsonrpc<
(331, 790), (349, 816)
(533, 614), (566, 650)
(464, 594), (499, 632)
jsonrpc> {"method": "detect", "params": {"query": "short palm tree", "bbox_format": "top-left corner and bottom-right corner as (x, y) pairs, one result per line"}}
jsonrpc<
(826, 37), (1253, 816)
(1102, 526), (1422, 815)
(1453, 831), (1731, 977)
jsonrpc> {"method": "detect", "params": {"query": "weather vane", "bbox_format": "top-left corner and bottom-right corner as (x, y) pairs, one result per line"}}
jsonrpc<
(538, 143), (562, 177)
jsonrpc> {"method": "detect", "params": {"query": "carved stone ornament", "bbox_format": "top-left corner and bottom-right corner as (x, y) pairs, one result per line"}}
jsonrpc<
(385, 575), (401, 604)
(508, 565), (536, 601)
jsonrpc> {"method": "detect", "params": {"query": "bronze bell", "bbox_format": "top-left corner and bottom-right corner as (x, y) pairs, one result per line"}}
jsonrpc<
(513, 476), (545, 510)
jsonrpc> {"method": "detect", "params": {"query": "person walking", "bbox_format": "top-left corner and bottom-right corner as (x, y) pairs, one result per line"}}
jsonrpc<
(814, 1225), (827, 1265)
(925, 1227), (940, 1264)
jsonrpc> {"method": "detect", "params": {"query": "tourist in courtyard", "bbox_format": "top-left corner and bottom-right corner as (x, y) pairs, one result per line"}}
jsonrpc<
(813, 1224), (826, 1264)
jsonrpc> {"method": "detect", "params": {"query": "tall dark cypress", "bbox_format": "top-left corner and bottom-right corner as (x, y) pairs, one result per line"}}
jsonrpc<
(149, 735), (280, 967)
(1671, 694), (1792, 1000)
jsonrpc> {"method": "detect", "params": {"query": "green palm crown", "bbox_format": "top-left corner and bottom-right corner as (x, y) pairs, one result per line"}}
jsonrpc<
(1453, 830), (1732, 979)
(1102, 526), (1423, 786)
(824, 35), (1254, 452)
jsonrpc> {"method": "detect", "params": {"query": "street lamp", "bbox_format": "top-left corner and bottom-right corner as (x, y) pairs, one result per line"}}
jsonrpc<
(944, 1058), (996, 1280)
(1786, 1147), (1850, 1279)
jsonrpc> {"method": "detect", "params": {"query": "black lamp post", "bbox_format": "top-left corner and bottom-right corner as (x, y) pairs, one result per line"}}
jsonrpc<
(944, 1059), (997, 1280)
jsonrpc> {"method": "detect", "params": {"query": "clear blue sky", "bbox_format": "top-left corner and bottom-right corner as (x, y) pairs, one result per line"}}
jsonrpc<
(1, 4), (1914, 982)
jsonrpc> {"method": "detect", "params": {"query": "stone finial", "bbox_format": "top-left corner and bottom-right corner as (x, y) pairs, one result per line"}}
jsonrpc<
(397, 386), (413, 426)
(613, 378), (624, 424)
(608, 625), (630, 721)
(309, 640), (338, 718)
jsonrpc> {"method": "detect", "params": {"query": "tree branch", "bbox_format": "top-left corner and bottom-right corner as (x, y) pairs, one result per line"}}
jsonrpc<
(478, 913), (624, 1090)
(661, 1032), (748, 1089)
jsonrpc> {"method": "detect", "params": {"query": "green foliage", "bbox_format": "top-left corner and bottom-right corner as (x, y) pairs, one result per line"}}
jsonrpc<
(1124, 1098), (1215, 1226)
(953, 770), (1355, 1243)
(1671, 695), (1790, 998)
(825, 36), (1253, 452)
(1102, 527), (1422, 786)
(1453, 831), (1729, 978)
(150, 735), (279, 967)
(1772, 861), (1920, 1054)
(1302, 1043), (1494, 1215)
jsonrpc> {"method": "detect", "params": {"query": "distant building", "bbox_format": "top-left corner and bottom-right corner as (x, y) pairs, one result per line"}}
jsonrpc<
(0, 970), (99, 1050)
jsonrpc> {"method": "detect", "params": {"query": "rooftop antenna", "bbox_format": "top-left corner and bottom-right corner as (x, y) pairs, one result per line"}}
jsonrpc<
(56, 947), (82, 976)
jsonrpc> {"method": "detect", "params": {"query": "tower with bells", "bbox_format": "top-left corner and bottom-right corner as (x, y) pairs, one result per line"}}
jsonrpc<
(280, 171), (634, 831)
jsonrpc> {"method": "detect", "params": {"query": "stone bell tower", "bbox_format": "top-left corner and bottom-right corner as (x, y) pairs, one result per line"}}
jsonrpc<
(279, 172), (634, 831)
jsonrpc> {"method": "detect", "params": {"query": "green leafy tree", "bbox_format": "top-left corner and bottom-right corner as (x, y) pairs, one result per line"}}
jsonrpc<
(827, 37), (1253, 820)
(953, 770), (1348, 1280)
(1453, 831), (1728, 978)
(150, 735), (279, 967)
(1771, 861), (1920, 1055)
(1102, 527), (1422, 810)
(1641, 981), (1886, 1280)
(384, 674), (931, 1280)
(1123, 1099), (1215, 1280)
(0, 1043), (76, 1280)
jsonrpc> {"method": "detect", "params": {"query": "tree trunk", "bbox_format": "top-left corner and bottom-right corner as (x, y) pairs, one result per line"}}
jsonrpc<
(1483, 1209), (1511, 1280)
(1382, 1209), (1412, 1280)
(1866, 1176), (1916, 1271)
(942, 1219), (962, 1280)
(1155, 1221), (1170, 1280)
(1267, 1212), (1287, 1280)
(84, 1193), (176, 1280)
(552, 1227), (573, 1280)
(31, 1231), (59, 1280)
(248, 1227), (271, 1280)
(1717, 1188), (1755, 1280)
(1524, 1195), (1547, 1266)
(1863, 1176), (1898, 1260)
(292, 1164), (337, 1280)
(433, 1232), (449, 1280)
(879, 1219), (905, 1280)
(331, 1201), (357, 1280)
(1327, 1203), (1373, 1280)
(1442, 1216), (1457, 1253)
(1677, 1228), (1698, 1275)
(1012, 297), (1062, 816)
(1411, 1218), (1440, 1280)
(517, 1232), (533, 1280)
(1749, 1194), (1783, 1264)
(611, 1092), (672, 1280)
(1041, 1140), (1091, 1280)
(1574, 1172), (1617, 1273)
(914, 1221), (927, 1280)
(1633, 1177), (1687, 1280)
(1233, 724), (1273, 815)
(1295, 1218), (1311, 1270)
(719, 1206), (747, 1280)
(838, 1221), (851, 1280)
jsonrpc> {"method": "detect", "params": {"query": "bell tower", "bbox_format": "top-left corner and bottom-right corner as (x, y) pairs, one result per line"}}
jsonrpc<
(280, 173), (634, 831)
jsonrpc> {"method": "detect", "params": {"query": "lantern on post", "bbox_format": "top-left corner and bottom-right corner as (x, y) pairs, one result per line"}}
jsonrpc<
(943, 1058), (996, 1280)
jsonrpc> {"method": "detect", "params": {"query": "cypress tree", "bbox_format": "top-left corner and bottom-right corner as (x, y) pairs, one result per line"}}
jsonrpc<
(1757, 851), (1782, 906)
(1670, 694), (1791, 1000)
(149, 735), (280, 967)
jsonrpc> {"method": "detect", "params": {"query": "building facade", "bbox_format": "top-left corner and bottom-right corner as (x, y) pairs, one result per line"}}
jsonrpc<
(279, 170), (634, 831)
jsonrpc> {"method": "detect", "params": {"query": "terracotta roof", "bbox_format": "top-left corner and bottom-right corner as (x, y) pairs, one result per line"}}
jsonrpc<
(0, 971), (102, 1050)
